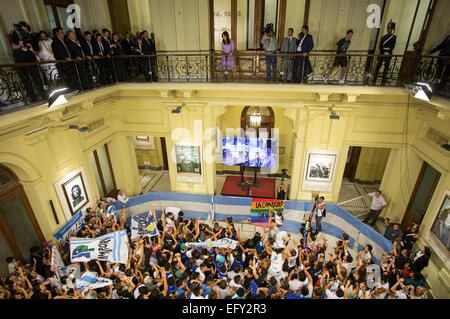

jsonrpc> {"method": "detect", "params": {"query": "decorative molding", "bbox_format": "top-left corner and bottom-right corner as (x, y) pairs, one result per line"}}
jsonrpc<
(346, 93), (360, 103)
(318, 93), (332, 102)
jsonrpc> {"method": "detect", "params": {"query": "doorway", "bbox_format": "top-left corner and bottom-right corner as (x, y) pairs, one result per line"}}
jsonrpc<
(88, 143), (117, 199)
(401, 161), (441, 232)
(0, 165), (45, 272)
(134, 136), (171, 193)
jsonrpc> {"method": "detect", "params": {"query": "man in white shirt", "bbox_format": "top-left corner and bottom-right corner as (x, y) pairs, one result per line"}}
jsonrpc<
(165, 207), (182, 221)
(362, 190), (387, 226)
(117, 190), (129, 204)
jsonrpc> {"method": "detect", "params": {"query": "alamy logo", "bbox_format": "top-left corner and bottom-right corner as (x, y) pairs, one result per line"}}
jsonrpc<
(66, 4), (81, 29)
(366, 4), (381, 29)
(72, 245), (94, 259)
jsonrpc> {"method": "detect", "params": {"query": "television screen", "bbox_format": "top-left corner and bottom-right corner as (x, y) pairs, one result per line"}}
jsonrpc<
(222, 137), (278, 168)
(222, 137), (248, 166)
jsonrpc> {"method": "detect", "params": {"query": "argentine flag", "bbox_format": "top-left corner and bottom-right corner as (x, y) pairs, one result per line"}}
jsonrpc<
(207, 196), (215, 223)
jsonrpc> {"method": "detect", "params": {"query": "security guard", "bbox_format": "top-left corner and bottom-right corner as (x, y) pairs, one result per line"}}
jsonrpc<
(373, 22), (397, 84)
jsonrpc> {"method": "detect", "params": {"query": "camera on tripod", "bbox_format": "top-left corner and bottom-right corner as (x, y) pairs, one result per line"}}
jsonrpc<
(261, 23), (274, 36)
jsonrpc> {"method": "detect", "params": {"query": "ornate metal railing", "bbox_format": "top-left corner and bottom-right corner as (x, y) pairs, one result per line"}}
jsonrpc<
(0, 52), (448, 112)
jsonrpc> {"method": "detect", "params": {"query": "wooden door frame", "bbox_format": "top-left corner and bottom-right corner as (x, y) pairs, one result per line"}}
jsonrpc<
(343, 146), (362, 182)
(160, 137), (169, 171)
(401, 161), (441, 231)
(0, 165), (46, 262)
(92, 144), (117, 199)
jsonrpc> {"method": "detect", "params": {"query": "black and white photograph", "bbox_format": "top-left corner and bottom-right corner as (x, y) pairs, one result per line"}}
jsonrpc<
(306, 153), (337, 182)
(62, 172), (89, 215)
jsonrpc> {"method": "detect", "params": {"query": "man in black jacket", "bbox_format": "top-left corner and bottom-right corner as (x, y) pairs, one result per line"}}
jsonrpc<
(92, 33), (112, 84)
(293, 25), (314, 83)
(67, 31), (91, 90)
(51, 27), (77, 90)
(141, 30), (157, 81)
(111, 32), (126, 81)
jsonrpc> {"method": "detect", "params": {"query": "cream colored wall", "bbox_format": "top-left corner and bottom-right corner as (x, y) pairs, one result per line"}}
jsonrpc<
(308, 0), (384, 52)
(75, 0), (112, 32)
(284, 0), (305, 38)
(127, 0), (210, 51)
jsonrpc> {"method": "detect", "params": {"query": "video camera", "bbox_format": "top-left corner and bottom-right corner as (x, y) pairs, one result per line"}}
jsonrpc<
(261, 23), (274, 36)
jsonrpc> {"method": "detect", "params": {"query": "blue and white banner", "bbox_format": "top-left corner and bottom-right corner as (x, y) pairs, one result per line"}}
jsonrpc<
(130, 214), (159, 240)
(106, 205), (117, 219)
(185, 238), (238, 250)
(75, 271), (113, 291)
(53, 210), (84, 244)
(70, 230), (129, 264)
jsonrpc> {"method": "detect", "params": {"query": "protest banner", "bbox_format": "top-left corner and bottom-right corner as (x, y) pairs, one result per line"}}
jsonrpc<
(185, 238), (238, 250)
(53, 210), (85, 244)
(75, 271), (113, 291)
(250, 198), (284, 226)
(70, 230), (129, 264)
(130, 213), (159, 240)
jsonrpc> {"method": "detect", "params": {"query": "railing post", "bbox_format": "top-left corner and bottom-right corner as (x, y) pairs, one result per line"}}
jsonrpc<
(206, 55), (209, 82)
(166, 56), (171, 82)
(186, 55), (190, 81)
(111, 57), (118, 83)
(74, 61), (83, 91)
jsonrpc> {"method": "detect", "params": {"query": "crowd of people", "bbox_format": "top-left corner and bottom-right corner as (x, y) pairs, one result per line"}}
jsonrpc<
(9, 22), (159, 101)
(0, 189), (432, 300)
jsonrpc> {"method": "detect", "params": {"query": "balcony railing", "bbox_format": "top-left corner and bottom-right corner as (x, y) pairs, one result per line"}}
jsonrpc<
(0, 52), (448, 111)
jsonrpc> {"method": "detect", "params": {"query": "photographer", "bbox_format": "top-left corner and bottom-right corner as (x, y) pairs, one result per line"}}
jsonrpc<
(261, 24), (277, 81)
(10, 21), (46, 102)
(313, 196), (326, 235)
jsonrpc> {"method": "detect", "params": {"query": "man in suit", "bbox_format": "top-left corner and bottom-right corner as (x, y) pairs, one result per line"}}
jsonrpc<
(101, 29), (113, 57)
(280, 28), (297, 82)
(141, 31), (155, 82)
(293, 25), (314, 83)
(51, 27), (77, 90)
(81, 31), (94, 57)
(150, 32), (158, 81)
(92, 33), (112, 84)
(111, 32), (126, 81)
(67, 31), (91, 90)
(373, 22), (396, 84)
(80, 31), (98, 87)
(122, 32), (134, 55)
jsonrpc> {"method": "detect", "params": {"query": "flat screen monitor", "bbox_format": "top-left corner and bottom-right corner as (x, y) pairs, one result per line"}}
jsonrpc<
(222, 137), (278, 168)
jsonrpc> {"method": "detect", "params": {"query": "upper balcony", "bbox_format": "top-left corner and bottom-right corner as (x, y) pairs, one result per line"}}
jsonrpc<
(0, 51), (449, 115)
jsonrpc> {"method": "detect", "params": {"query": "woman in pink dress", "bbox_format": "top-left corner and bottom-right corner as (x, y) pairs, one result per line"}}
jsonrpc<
(220, 31), (236, 79)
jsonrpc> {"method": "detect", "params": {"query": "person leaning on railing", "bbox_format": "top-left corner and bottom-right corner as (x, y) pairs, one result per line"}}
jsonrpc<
(10, 21), (47, 102)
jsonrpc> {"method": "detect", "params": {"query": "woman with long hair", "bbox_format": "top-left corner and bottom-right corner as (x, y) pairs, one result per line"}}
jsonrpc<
(220, 31), (236, 80)
(37, 30), (59, 83)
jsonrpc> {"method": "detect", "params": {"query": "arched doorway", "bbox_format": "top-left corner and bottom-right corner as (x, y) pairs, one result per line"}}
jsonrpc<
(241, 106), (275, 137)
(0, 165), (45, 273)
